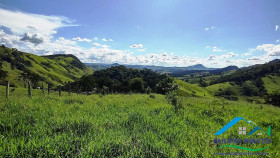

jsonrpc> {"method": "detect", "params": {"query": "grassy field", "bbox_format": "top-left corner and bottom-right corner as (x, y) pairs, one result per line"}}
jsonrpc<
(0, 86), (280, 157)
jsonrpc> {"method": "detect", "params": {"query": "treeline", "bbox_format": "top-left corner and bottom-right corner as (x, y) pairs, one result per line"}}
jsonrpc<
(64, 65), (177, 94)
(210, 59), (280, 85)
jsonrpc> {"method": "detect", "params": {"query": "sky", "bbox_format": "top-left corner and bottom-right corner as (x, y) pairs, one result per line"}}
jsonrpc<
(0, 0), (280, 68)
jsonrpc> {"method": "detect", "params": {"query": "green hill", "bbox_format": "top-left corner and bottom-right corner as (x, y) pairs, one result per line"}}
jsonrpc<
(175, 79), (210, 97)
(210, 59), (280, 85)
(0, 46), (92, 87)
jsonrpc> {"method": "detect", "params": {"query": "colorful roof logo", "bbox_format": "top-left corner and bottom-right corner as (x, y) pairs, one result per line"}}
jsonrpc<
(214, 117), (272, 136)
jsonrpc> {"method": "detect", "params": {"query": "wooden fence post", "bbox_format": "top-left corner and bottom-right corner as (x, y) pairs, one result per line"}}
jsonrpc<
(67, 81), (71, 96)
(68, 86), (71, 96)
(59, 85), (61, 97)
(28, 81), (32, 98)
(42, 82), (45, 94)
(48, 83), (50, 95)
(6, 81), (9, 99)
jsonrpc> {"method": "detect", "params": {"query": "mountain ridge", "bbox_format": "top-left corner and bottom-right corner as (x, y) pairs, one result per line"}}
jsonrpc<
(0, 46), (92, 87)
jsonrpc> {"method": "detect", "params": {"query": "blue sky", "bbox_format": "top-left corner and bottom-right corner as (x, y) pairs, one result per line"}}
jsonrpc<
(0, 0), (280, 67)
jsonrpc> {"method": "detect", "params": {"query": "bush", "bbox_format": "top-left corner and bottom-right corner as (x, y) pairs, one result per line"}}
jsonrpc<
(265, 91), (280, 107)
(155, 77), (178, 94)
(129, 78), (144, 93)
(242, 81), (259, 96)
(165, 91), (182, 114)
(214, 88), (235, 96)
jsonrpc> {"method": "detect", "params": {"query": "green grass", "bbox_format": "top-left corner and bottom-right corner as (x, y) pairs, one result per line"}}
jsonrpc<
(175, 79), (210, 97)
(0, 86), (279, 157)
(206, 82), (242, 96)
(262, 75), (280, 94)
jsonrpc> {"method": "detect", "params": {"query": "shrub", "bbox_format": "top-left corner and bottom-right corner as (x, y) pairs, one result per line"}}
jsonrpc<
(165, 91), (182, 114)
(264, 91), (280, 107)
(129, 78), (144, 93)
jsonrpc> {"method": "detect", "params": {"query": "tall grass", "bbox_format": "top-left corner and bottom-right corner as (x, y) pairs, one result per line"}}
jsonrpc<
(0, 87), (279, 157)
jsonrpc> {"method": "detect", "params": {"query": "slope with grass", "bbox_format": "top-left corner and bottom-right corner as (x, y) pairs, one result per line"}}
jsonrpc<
(175, 79), (210, 97)
(0, 47), (93, 87)
(262, 75), (280, 94)
(0, 86), (279, 157)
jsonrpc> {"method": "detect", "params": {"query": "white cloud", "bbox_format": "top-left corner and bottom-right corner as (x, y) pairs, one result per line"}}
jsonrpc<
(101, 38), (113, 42)
(92, 42), (110, 48)
(130, 44), (143, 48)
(92, 42), (101, 47)
(257, 44), (280, 56)
(275, 25), (279, 31)
(206, 46), (226, 52)
(241, 52), (252, 56)
(1, 8), (279, 68)
(0, 8), (76, 36)
(204, 26), (215, 31)
(208, 55), (217, 60)
(222, 52), (238, 58)
(72, 37), (91, 42)
(276, 39), (280, 43)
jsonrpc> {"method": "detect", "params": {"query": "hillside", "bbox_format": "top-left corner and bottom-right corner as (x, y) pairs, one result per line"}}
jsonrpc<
(210, 59), (280, 85)
(0, 46), (93, 87)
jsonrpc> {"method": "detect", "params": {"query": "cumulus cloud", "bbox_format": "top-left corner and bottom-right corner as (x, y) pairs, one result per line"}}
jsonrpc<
(257, 44), (280, 56)
(208, 55), (217, 60)
(72, 37), (91, 42)
(92, 43), (101, 47)
(92, 42), (110, 48)
(0, 8), (76, 36)
(276, 39), (279, 43)
(206, 46), (226, 52)
(248, 57), (261, 61)
(130, 44), (143, 48)
(222, 52), (238, 58)
(276, 25), (279, 31)
(241, 52), (252, 56)
(1, 8), (279, 68)
(101, 38), (113, 42)
(20, 32), (43, 44)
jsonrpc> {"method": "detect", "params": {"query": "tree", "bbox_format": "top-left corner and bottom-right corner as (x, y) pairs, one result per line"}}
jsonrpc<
(129, 78), (144, 93)
(199, 77), (207, 87)
(242, 81), (259, 96)
(265, 91), (280, 107)
(155, 77), (178, 94)
(166, 90), (182, 114)
(0, 62), (8, 80)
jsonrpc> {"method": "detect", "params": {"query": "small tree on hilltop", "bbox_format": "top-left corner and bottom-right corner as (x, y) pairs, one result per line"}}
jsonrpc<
(166, 91), (182, 114)
(155, 77), (178, 94)
(129, 78), (144, 93)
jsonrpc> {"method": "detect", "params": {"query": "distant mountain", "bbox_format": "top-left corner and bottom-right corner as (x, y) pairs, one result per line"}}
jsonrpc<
(187, 64), (208, 70)
(0, 46), (92, 87)
(85, 63), (239, 77)
(85, 63), (217, 74)
(210, 66), (239, 75)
